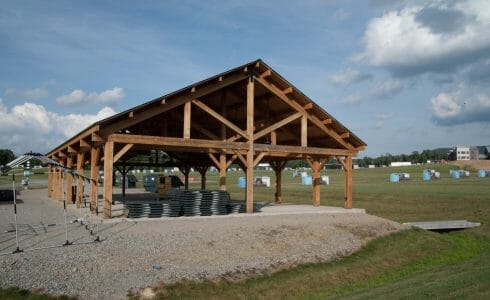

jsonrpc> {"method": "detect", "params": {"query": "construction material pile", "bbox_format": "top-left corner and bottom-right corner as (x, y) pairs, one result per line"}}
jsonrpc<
(124, 190), (260, 218)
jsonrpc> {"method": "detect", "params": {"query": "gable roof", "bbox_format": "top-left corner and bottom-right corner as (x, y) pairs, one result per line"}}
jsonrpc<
(47, 59), (366, 158)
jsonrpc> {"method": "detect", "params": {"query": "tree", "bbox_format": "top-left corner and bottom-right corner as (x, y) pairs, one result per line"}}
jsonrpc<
(0, 149), (15, 166)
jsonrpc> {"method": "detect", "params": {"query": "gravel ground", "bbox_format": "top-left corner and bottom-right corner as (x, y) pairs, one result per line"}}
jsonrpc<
(0, 188), (403, 299)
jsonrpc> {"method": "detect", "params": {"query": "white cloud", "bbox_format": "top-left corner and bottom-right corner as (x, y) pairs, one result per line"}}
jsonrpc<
(375, 112), (395, 129)
(56, 87), (124, 106)
(431, 82), (490, 125)
(340, 79), (403, 105)
(0, 98), (116, 154)
(4, 87), (49, 100)
(328, 69), (372, 86)
(371, 80), (402, 99)
(357, 0), (490, 76)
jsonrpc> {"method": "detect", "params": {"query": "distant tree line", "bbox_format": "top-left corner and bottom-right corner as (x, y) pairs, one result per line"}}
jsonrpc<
(354, 149), (450, 168)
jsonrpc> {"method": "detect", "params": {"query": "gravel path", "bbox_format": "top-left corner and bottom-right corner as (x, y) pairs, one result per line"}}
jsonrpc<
(0, 189), (403, 299)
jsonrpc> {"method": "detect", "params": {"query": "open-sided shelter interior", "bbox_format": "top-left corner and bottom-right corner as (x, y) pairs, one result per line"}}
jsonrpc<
(46, 59), (366, 218)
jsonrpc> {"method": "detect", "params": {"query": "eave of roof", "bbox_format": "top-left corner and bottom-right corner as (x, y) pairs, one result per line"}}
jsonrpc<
(47, 59), (366, 157)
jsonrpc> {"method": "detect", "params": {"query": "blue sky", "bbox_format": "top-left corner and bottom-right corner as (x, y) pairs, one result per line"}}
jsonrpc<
(1, 0), (489, 157)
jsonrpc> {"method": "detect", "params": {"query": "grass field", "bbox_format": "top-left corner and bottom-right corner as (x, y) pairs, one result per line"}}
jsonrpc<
(2, 163), (490, 299)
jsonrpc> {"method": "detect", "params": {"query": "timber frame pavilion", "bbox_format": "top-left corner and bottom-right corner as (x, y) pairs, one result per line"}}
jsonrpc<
(46, 59), (366, 218)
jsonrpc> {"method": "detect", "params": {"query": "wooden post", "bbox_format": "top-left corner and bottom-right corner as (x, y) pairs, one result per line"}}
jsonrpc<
(183, 101), (191, 139)
(90, 146), (100, 212)
(180, 166), (190, 190)
(52, 168), (59, 201)
(103, 141), (114, 218)
(306, 158), (325, 207)
(246, 76), (254, 213)
(345, 156), (353, 209)
(66, 156), (73, 204)
(271, 161), (285, 204)
(196, 166), (208, 190)
(76, 152), (85, 208)
(301, 115), (307, 147)
(47, 166), (53, 198)
(312, 160), (321, 207)
(219, 154), (227, 191)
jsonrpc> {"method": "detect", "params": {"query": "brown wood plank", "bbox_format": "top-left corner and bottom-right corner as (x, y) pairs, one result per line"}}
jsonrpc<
(76, 152), (85, 208)
(103, 141), (114, 218)
(66, 156), (73, 204)
(253, 112), (302, 140)
(90, 146), (100, 212)
(183, 101), (191, 139)
(192, 99), (248, 139)
(254, 76), (356, 151)
(246, 77), (254, 213)
(301, 115), (308, 147)
(113, 143), (134, 163)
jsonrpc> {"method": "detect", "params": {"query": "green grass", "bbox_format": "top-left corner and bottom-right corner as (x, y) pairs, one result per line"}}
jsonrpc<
(151, 164), (490, 299)
(2, 164), (490, 299)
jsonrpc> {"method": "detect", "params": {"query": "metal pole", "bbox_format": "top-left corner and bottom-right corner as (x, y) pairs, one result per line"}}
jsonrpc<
(12, 173), (22, 253)
(62, 172), (72, 246)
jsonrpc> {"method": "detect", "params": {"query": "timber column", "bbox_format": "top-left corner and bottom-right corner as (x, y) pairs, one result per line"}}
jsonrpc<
(90, 146), (100, 212)
(246, 75), (254, 213)
(47, 166), (53, 198)
(103, 141), (114, 217)
(66, 156), (73, 204)
(76, 152), (85, 208)
(344, 156), (353, 209)
(219, 154), (227, 191)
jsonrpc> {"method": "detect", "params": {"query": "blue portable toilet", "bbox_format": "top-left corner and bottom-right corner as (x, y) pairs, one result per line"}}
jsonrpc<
(390, 173), (399, 183)
(451, 170), (460, 179)
(477, 170), (487, 178)
(238, 177), (246, 188)
(422, 170), (431, 181)
(301, 175), (313, 185)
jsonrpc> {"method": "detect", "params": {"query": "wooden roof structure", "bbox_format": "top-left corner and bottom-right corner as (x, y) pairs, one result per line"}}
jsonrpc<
(46, 59), (366, 217)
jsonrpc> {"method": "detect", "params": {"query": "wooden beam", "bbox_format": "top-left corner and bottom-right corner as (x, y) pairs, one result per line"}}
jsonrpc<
(303, 103), (313, 110)
(99, 73), (248, 136)
(340, 132), (350, 139)
(253, 152), (267, 167)
(345, 156), (353, 209)
(80, 138), (91, 149)
(47, 125), (99, 157)
(183, 101), (191, 139)
(322, 118), (332, 125)
(259, 69), (271, 79)
(103, 141), (114, 217)
(253, 112), (302, 141)
(90, 146), (100, 212)
(270, 131), (277, 145)
(254, 76), (355, 150)
(113, 143), (134, 163)
(301, 115), (308, 147)
(225, 154), (238, 169)
(283, 86), (293, 94)
(76, 152), (85, 208)
(107, 133), (358, 157)
(234, 151), (247, 166)
(67, 145), (78, 154)
(336, 155), (348, 170)
(219, 154), (227, 191)
(246, 76), (254, 213)
(192, 99), (248, 139)
(91, 132), (104, 143)
(208, 153), (220, 168)
(66, 156), (73, 204)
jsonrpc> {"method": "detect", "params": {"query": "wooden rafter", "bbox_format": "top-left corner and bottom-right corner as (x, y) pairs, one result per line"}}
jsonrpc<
(192, 99), (248, 139)
(99, 73), (248, 136)
(253, 112), (302, 141)
(254, 76), (355, 150)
